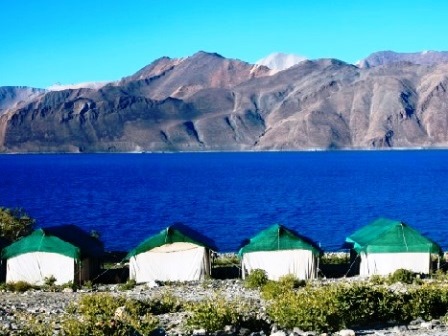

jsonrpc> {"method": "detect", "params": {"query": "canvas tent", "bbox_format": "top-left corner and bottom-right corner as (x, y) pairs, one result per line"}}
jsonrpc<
(126, 223), (217, 283)
(1, 225), (104, 285)
(238, 224), (322, 280)
(345, 218), (442, 276)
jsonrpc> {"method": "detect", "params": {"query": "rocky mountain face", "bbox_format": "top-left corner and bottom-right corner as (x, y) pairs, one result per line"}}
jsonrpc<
(0, 87), (45, 116)
(2, 51), (448, 152)
(357, 50), (448, 68)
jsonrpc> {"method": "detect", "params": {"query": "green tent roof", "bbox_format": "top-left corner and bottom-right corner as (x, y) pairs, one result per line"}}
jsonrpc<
(126, 223), (217, 259)
(238, 224), (323, 256)
(1, 229), (81, 260)
(345, 218), (442, 254)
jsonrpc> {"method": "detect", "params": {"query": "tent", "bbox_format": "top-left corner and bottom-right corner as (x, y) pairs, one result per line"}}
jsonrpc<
(2, 225), (104, 285)
(126, 223), (217, 283)
(345, 218), (442, 276)
(238, 224), (322, 280)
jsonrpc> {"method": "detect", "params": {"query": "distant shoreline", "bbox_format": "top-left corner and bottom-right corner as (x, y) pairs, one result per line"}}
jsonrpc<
(2, 147), (448, 155)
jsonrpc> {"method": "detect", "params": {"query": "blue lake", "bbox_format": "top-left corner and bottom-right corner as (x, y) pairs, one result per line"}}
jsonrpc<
(1, 151), (448, 253)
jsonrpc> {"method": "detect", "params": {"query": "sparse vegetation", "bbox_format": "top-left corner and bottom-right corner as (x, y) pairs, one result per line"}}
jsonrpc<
(0, 207), (35, 241)
(244, 268), (268, 289)
(4, 276), (448, 334)
(320, 252), (349, 264)
(6, 280), (34, 293)
(213, 253), (240, 266)
(61, 293), (159, 336)
(261, 274), (306, 300)
(118, 278), (136, 291)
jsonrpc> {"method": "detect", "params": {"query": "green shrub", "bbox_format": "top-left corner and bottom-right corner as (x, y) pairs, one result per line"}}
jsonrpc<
(261, 274), (305, 300)
(62, 280), (77, 291)
(268, 284), (342, 332)
(148, 292), (183, 314)
(214, 254), (240, 266)
(267, 283), (414, 332)
(407, 284), (448, 321)
(82, 280), (94, 290)
(7, 281), (33, 293)
(387, 269), (416, 284)
(370, 274), (386, 285)
(320, 253), (349, 264)
(186, 295), (268, 333)
(245, 269), (268, 289)
(44, 275), (57, 287)
(61, 293), (159, 336)
(431, 269), (448, 281)
(118, 279), (137, 291)
(186, 296), (240, 332)
(0, 207), (35, 241)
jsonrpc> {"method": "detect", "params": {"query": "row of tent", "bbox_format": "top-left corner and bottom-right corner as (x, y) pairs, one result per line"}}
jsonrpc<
(0, 218), (443, 285)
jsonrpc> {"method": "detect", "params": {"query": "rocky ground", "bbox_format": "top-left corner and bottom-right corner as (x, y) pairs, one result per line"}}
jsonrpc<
(1, 280), (448, 336)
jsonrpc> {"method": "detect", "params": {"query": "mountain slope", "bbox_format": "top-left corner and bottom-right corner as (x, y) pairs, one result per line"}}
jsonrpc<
(119, 51), (271, 100)
(357, 50), (448, 68)
(0, 86), (46, 115)
(2, 52), (448, 152)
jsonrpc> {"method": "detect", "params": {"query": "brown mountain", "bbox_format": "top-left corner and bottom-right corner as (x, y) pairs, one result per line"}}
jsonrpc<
(1, 52), (448, 152)
(357, 50), (448, 68)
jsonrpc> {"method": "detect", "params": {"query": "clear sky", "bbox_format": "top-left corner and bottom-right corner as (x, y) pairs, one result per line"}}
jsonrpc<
(1, 0), (446, 88)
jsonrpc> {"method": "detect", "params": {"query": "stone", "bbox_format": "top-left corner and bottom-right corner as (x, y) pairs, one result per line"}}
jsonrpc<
(224, 325), (236, 332)
(238, 328), (251, 336)
(270, 331), (286, 336)
(421, 321), (433, 330)
(293, 328), (304, 334)
(114, 306), (126, 319)
(146, 280), (159, 288)
(391, 325), (407, 333)
(193, 328), (207, 336)
(337, 330), (355, 336)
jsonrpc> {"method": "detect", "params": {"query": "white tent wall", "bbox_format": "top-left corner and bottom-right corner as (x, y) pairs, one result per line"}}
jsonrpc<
(129, 245), (209, 282)
(242, 249), (318, 280)
(359, 252), (431, 276)
(6, 252), (75, 285)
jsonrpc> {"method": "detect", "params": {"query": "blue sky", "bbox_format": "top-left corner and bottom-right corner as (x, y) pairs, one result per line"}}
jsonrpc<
(1, 0), (446, 88)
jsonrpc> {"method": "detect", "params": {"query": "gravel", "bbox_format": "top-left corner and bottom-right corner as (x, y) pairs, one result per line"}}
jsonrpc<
(0, 279), (447, 336)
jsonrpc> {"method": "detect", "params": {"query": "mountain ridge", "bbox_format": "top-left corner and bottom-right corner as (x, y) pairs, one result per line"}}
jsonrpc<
(2, 51), (448, 152)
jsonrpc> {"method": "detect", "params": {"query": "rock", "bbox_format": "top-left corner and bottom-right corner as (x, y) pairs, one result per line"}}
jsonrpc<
(146, 280), (159, 288)
(421, 321), (433, 330)
(62, 287), (73, 293)
(238, 328), (251, 336)
(292, 328), (305, 335)
(270, 331), (286, 336)
(410, 317), (424, 325)
(337, 330), (355, 336)
(114, 306), (126, 319)
(250, 332), (266, 336)
(193, 328), (207, 336)
(391, 325), (407, 333)
(224, 325), (236, 332)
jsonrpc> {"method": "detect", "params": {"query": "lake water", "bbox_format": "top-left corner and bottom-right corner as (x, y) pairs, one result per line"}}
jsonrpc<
(1, 151), (448, 253)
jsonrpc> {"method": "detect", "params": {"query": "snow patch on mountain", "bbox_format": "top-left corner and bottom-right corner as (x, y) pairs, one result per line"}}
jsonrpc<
(47, 81), (111, 91)
(256, 52), (307, 72)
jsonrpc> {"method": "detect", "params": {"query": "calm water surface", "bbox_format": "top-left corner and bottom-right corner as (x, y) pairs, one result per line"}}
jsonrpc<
(1, 151), (448, 252)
